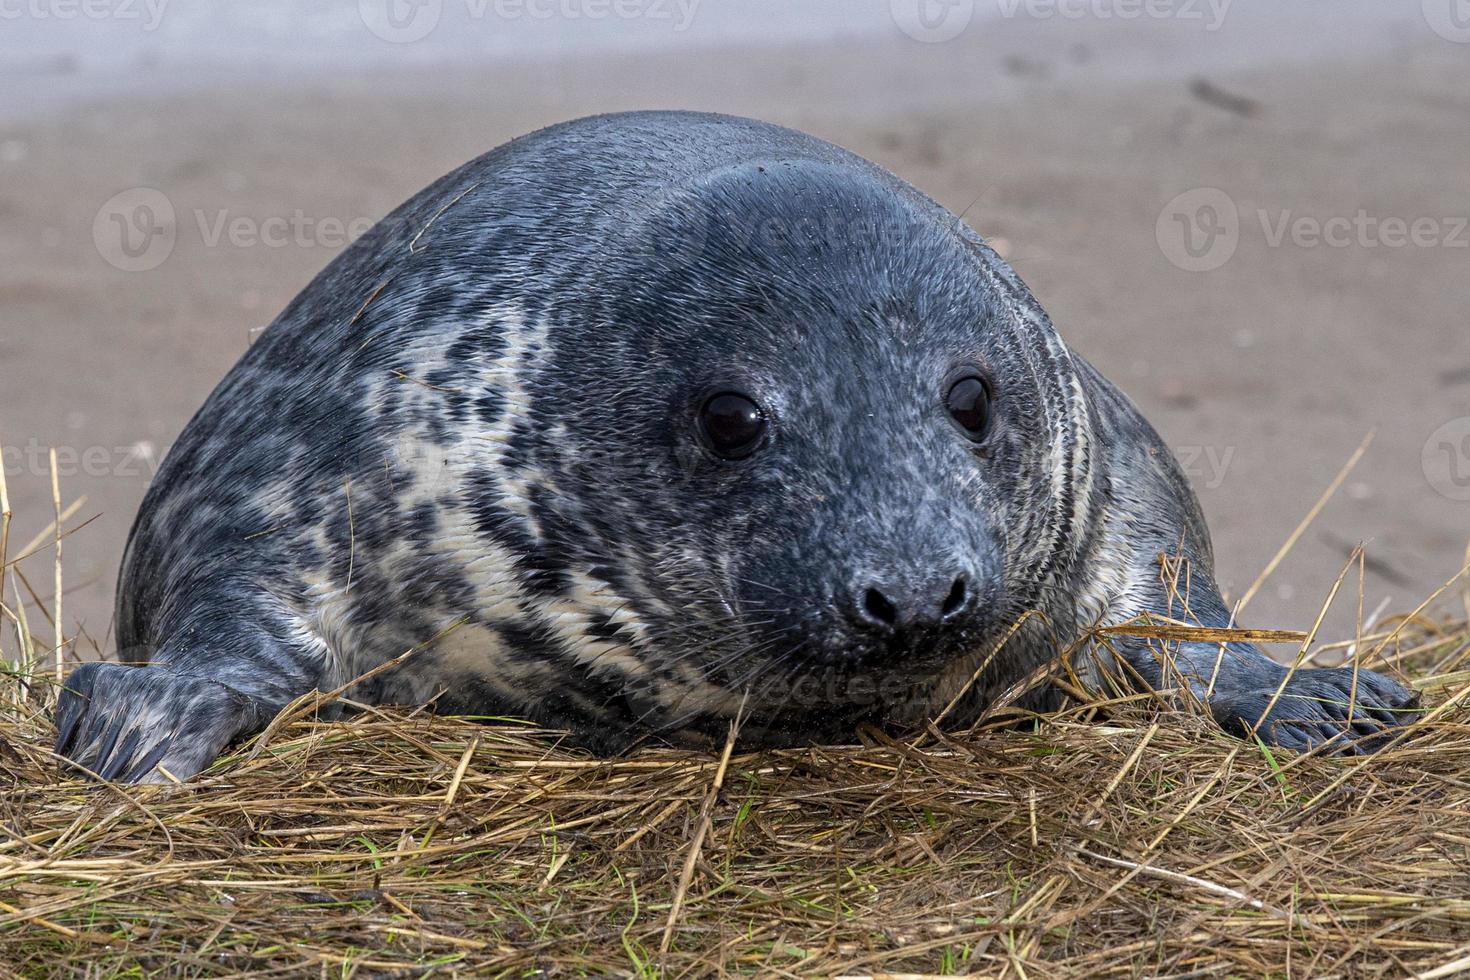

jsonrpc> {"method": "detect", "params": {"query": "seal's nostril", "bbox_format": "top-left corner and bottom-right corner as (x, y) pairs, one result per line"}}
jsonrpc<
(863, 587), (898, 627)
(941, 576), (968, 620)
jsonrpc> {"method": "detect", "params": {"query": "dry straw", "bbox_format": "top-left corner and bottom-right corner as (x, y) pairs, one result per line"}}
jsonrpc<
(1, 497), (1469, 976)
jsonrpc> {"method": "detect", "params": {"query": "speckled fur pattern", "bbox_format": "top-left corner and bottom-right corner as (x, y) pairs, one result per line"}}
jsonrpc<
(55, 112), (1419, 783)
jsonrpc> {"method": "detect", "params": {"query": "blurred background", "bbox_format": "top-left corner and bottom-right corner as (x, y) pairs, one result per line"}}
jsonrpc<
(1, 0), (1467, 661)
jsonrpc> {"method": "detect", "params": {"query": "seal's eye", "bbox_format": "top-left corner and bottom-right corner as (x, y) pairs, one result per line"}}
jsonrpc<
(946, 376), (992, 441)
(698, 392), (768, 459)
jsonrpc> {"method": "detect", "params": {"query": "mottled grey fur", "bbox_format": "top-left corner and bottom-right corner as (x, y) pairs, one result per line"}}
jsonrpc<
(55, 112), (1417, 783)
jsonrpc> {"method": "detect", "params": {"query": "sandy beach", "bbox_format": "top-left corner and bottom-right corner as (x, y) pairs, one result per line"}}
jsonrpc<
(2, 2), (1468, 660)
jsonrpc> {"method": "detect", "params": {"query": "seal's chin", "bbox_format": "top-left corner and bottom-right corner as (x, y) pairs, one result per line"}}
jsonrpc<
(727, 648), (957, 737)
(633, 644), (966, 750)
(631, 620), (976, 749)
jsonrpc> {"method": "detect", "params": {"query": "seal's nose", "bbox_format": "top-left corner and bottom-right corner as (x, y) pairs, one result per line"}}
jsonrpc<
(847, 572), (974, 636)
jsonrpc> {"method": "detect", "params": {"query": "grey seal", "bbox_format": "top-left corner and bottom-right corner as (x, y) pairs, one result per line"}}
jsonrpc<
(55, 111), (1418, 783)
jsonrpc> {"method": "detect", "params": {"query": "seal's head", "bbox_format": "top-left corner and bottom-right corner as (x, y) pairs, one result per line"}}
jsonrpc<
(524, 156), (1089, 742)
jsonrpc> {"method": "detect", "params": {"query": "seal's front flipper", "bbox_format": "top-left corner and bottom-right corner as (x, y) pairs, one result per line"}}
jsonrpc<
(1072, 349), (1423, 754)
(1106, 627), (1421, 754)
(55, 662), (275, 783)
(1207, 661), (1420, 754)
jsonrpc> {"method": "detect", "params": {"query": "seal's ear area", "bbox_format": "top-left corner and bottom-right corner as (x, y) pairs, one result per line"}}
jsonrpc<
(1207, 665), (1421, 755)
(54, 662), (272, 783)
